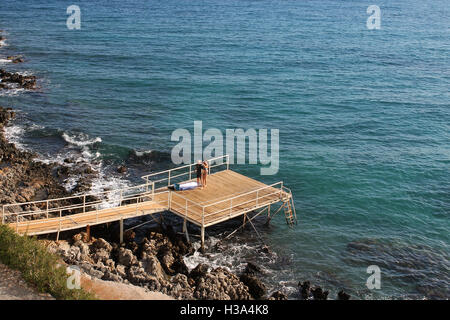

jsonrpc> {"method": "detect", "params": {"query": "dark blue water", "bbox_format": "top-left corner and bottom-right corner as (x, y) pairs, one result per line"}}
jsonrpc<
(1, 0), (449, 299)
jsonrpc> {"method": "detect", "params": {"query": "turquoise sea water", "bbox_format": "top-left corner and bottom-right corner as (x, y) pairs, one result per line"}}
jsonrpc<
(1, 0), (449, 299)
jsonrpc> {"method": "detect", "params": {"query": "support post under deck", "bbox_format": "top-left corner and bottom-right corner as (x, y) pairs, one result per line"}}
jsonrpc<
(183, 219), (190, 243)
(200, 226), (205, 252)
(119, 218), (124, 244)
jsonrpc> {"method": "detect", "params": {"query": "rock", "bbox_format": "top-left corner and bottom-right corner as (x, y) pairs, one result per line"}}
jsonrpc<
(239, 274), (266, 299)
(189, 263), (209, 283)
(66, 246), (81, 263)
(117, 165), (127, 174)
(194, 267), (251, 300)
(73, 240), (90, 256)
(141, 252), (166, 280)
(92, 238), (112, 253)
(124, 230), (135, 243)
(102, 270), (123, 282)
(116, 264), (127, 278)
(127, 266), (158, 284)
(244, 262), (262, 275)
(337, 290), (350, 300)
(169, 273), (194, 299)
(117, 247), (138, 267)
(157, 245), (176, 274)
(311, 287), (328, 300)
(299, 281), (311, 300)
(6, 55), (24, 63)
(92, 248), (110, 264)
(269, 290), (288, 300)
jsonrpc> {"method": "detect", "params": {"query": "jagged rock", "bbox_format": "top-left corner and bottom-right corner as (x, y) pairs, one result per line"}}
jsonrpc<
(337, 290), (350, 300)
(269, 290), (288, 300)
(311, 287), (328, 300)
(66, 246), (81, 263)
(240, 274), (266, 299)
(124, 230), (136, 243)
(127, 266), (159, 285)
(244, 262), (262, 275)
(117, 247), (138, 267)
(194, 267), (251, 300)
(158, 245), (176, 274)
(73, 240), (90, 256)
(116, 264), (127, 278)
(102, 270), (123, 282)
(6, 55), (24, 63)
(141, 252), (166, 280)
(93, 248), (110, 264)
(92, 238), (112, 253)
(117, 165), (127, 174)
(299, 281), (311, 299)
(189, 263), (209, 283)
(169, 273), (194, 299)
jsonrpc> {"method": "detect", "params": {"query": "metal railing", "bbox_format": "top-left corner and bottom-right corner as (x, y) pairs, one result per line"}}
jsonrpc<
(8, 191), (169, 234)
(167, 181), (289, 226)
(141, 154), (230, 190)
(1, 180), (168, 225)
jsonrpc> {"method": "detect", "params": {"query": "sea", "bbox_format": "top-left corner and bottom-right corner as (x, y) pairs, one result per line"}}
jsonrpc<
(0, 0), (449, 299)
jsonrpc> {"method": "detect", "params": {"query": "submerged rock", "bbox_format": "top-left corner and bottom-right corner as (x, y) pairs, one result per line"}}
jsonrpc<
(269, 290), (288, 300)
(337, 290), (350, 300)
(240, 274), (266, 299)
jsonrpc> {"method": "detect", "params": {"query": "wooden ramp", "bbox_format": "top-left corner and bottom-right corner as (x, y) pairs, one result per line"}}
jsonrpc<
(11, 201), (167, 236)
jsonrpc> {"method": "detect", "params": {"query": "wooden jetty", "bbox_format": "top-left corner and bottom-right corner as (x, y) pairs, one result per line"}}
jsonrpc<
(1, 155), (296, 249)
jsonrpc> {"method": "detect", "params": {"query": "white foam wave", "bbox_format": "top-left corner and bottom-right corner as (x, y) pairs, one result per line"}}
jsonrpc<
(0, 40), (7, 47)
(183, 236), (265, 274)
(62, 132), (102, 147)
(4, 124), (26, 150)
(0, 87), (25, 97)
(0, 58), (11, 65)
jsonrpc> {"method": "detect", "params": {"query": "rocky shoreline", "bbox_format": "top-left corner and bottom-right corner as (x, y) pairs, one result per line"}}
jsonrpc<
(0, 106), (99, 222)
(46, 228), (278, 300)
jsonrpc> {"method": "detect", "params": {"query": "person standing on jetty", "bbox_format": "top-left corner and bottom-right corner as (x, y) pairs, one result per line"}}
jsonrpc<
(195, 160), (204, 188)
(202, 160), (209, 188)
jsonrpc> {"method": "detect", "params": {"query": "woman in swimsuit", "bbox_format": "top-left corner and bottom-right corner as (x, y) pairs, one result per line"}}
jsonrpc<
(195, 160), (203, 187)
(201, 160), (209, 187)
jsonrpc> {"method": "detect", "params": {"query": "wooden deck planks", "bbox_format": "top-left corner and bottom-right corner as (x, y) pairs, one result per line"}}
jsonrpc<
(166, 170), (289, 227)
(11, 201), (167, 235)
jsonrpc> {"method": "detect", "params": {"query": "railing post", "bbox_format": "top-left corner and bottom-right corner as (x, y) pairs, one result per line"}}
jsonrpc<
(152, 181), (155, 198)
(226, 155), (230, 170)
(189, 164), (192, 180)
(168, 171), (171, 186)
(146, 177), (149, 192)
(202, 207), (205, 226)
(46, 200), (49, 219)
(83, 195), (86, 213)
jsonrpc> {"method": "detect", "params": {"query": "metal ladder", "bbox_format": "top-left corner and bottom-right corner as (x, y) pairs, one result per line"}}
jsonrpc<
(283, 191), (297, 227)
